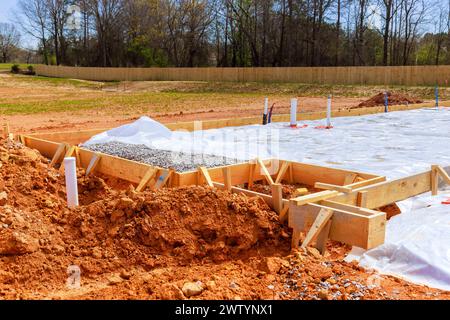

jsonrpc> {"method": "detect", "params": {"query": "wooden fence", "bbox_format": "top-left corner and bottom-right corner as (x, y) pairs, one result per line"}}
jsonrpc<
(35, 64), (450, 86)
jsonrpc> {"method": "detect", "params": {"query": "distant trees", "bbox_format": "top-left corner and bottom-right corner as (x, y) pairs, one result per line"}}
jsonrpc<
(9, 0), (450, 67)
(0, 23), (21, 63)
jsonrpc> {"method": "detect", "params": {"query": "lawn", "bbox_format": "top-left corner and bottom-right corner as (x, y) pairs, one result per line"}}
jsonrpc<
(0, 63), (35, 70)
(0, 72), (443, 116)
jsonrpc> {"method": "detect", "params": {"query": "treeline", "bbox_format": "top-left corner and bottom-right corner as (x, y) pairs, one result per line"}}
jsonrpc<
(13, 0), (450, 67)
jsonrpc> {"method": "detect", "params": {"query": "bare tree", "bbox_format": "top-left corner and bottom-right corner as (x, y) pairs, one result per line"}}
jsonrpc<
(0, 23), (21, 63)
(16, 0), (50, 64)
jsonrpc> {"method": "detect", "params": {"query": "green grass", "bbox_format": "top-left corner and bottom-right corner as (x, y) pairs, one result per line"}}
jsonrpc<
(0, 71), (444, 116)
(160, 81), (442, 99)
(0, 63), (35, 70)
(11, 74), (105, 89)
(0, 91), (236, 115)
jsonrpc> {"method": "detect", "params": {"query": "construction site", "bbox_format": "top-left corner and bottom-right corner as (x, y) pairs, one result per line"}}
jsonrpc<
(1, 65), (450, 301)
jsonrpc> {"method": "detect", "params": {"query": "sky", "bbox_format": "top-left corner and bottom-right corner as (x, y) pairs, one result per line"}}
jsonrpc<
(0, 0), (17, 24)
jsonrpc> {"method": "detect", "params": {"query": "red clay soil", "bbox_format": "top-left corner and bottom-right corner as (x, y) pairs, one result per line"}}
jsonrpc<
(0, 138), (449, 300)
(355, 92), (423, 108)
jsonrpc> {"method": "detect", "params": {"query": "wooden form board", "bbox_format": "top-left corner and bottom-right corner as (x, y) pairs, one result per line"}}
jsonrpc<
(21, 135), (381, 193)
(289, 202), (386, 249)
(289, 166), (450, 250)
(329, 170), (434, 209)
(23, 135), (164, 185)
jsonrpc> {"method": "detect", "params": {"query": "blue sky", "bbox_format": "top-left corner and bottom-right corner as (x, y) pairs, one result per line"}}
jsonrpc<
(0, 0), (17, 23)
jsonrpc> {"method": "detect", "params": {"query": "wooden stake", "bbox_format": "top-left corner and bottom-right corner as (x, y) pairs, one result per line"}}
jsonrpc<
(50, 143), (66, 167)
(2, 123), (9, 139)
(357, 190), (368, 207)
(436, 165), (450, 184)
(86, 153), (101, 176)
(288, 162), (294, 184)
(153, 169), (172, 190)
(136, 167), (158, 192)
(248, 162), (256, 188)
(315, 219), (332, 254)
(275, 161), (290, 184)
(343, 173), (358, 185)
(59, 146), (76, 173)
(431, 165), (439, 196)
(291, 230), (301, 249)
(301, 208), (333, 249)
(198, 166), (214, 187)
(257, 158), (274, 185)
(223, 167), (232, 191)
(279, 203), (289, 223)
(74, 148), (81, 167)
(271, 183), (283, 214)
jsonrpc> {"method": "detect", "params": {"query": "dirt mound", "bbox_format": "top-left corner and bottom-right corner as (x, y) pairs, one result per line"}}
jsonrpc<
(356, 92), (422, 108)
(68, 186), (290, 264)
(1, 137), (449, 300)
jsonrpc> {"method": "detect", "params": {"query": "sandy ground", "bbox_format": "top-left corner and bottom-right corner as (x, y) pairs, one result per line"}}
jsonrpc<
(0, 72), (365, 134)
(2, 98), (361, 135)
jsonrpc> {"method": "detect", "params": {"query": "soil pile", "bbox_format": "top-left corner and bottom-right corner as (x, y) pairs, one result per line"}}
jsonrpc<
(355, 92), (422, 108)
(1, 137), (448, 300)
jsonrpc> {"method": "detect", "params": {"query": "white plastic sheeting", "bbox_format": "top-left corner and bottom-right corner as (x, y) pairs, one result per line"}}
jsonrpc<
(84, 108), (450, 290)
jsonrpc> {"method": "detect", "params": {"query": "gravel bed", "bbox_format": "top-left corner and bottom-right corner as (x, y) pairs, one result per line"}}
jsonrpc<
(84, 142), (242, 172)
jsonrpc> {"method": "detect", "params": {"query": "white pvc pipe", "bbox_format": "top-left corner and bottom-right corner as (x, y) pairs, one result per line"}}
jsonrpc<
(264, 97), (269, 115)
(64, 157), (79, 208)
(326, 95), (332, 127)
(290, 98), (297, 127)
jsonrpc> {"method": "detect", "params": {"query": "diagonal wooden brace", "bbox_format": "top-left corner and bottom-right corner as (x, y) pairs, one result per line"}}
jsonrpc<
(300, 208), (334, 249)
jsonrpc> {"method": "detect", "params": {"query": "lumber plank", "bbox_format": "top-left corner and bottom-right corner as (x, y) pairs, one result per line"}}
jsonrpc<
(343, 173), (358, 185)
(198, 166), (214, 187)
(2, 123), (9, 139)
(431, 166), (439, 195)
(50, 143), (66, 167)
(179, 162), (266, 186)
(357, 191), (368, 207)
(288, 162), (294, 183)
(86, 153), (101, 176)
(321, 200), (380, 217)
(257, 158), (274, 185)
(291, 230), (301, 249)
(248, 162), (256, 188)
(291, 162), (379, 187)
(315, 219), (332, 254)
(279, 204), (289, 223)
(271, 183), (283, 214)
(331, 170), (433, 209)
(314, 182), (352, 193)
(301, 209), (333, 249)
(291, 190), (340, 206)
(18, 135), (25, 144)
(153, 169), (172, 190)
(59, 146), (77, 173)
(275, 161), (290, 184)
(436, 165), (450, 185)
(74, 147), (81, 167)
(346, 176), (386, 189)
(136, 167), (158, 192)
(23, 136), (166, 185)
(289, 202), (386, 249)
(222, 167), (232, 191)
